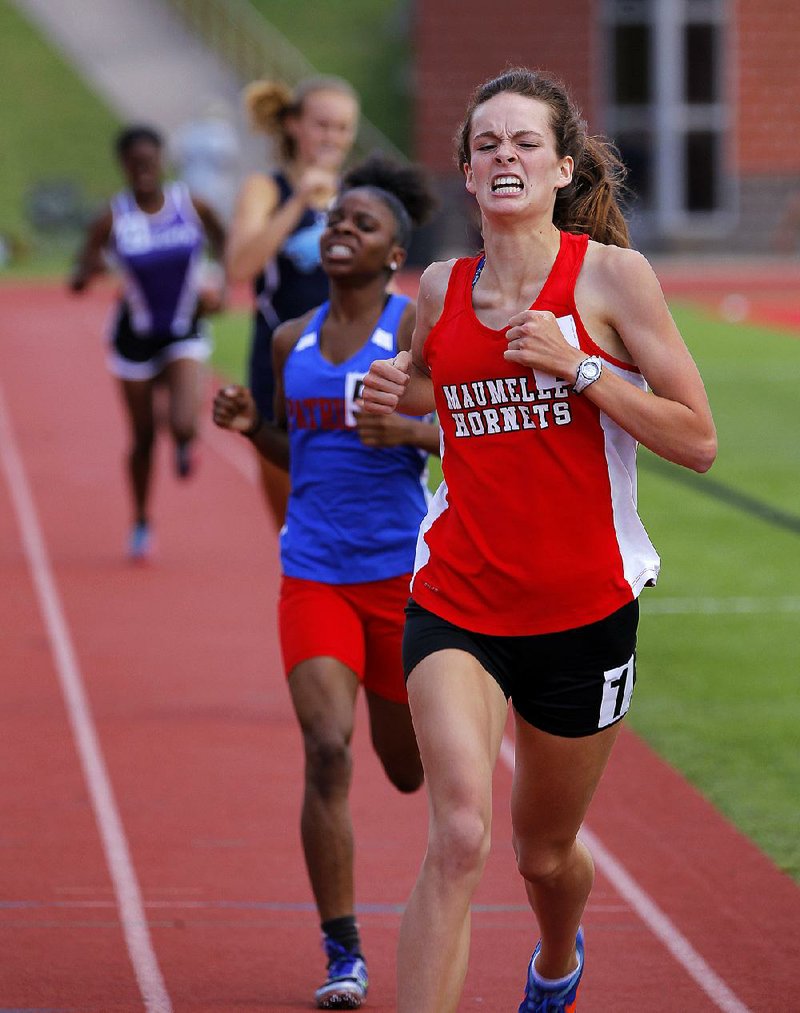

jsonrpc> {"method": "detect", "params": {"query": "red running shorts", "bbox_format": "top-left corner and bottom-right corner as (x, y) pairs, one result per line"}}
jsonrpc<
(278, 573), (411, 704)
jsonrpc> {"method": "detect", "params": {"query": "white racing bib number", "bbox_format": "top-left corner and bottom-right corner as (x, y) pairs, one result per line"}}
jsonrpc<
(344, 371), (367, 427)
(598, 654), (635, 729)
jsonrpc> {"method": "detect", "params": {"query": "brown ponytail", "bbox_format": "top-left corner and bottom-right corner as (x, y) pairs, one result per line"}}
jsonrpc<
(555, 135), (630, 248)
(455, 67), (631, 248)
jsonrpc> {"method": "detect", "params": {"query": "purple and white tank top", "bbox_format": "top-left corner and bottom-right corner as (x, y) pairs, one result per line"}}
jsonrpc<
(109, 181), (205, 336)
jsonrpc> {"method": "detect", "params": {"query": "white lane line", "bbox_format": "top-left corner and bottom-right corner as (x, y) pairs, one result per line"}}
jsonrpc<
(644, 595), (800, 615)
(498, 737), (751, 1013)
(0, 382), (172, 1013)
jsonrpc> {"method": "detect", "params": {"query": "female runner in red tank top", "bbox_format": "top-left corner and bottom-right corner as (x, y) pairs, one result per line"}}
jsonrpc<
(361, 68), (717, 1013)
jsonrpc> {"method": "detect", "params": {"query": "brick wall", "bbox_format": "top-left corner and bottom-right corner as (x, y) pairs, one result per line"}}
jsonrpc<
(413, 1), (597, 172)
(735, 1), (800, 174)
(412, 0), (800, 253)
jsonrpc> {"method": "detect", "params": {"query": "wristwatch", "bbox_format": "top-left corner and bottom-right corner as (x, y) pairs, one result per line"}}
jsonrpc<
(572, 356), (603, 394)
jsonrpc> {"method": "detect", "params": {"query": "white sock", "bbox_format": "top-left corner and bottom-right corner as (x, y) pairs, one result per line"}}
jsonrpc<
(532, 955), (580, 989)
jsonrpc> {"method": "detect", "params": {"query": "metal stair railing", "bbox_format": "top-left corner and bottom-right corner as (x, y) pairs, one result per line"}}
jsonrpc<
(164, 0), (407, 162)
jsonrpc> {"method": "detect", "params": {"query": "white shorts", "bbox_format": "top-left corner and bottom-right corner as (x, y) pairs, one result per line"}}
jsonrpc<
(106, 304), (212, 381)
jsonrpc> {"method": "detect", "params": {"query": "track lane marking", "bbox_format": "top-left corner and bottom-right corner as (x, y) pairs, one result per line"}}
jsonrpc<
(644, 595), (800, 614)
(0, 380), (172, 1013)
(499, 738), (751, 1013)
(641, 452), (800, 535)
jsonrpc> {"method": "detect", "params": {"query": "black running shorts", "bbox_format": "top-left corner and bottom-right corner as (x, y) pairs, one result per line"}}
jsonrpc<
(402, 598), (639, 738)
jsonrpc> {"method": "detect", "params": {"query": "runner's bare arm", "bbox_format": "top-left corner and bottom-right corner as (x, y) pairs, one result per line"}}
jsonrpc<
(212, 317), (309, 471)
(68, 208), (113, 292)
(356, 300), (440, 454)
(361, 261), (452, 417)
(504, 247), (717, 473)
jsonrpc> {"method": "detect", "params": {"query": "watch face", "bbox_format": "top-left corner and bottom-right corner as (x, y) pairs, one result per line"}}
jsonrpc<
(582, 360), (601, 380)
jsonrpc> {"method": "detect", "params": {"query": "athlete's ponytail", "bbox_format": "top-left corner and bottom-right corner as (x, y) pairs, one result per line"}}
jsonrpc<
(456, 67), (631, 249)
(555, 135), (630, 248)
(242, 79), (294, 151)
(243, 76), (359, 162)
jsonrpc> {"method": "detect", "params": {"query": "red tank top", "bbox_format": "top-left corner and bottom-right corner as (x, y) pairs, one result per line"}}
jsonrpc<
(411, 231), (660, 636)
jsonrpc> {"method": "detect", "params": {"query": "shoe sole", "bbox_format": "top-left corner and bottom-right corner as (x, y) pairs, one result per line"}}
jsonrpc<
(316, 995), (364, 1010)
(316, 985), (366, 1010)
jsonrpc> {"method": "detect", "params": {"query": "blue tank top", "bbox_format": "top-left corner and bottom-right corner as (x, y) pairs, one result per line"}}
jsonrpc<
(281, 294), (431, 584)
(254, 172), (330, 331)
(109, 181), (205, 336)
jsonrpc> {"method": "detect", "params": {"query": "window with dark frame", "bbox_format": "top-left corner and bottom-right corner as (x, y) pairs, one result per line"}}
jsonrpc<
(605, 0), (729, 227)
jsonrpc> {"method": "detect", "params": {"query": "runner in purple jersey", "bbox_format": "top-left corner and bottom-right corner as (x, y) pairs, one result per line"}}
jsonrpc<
(70, 125), (227, 561)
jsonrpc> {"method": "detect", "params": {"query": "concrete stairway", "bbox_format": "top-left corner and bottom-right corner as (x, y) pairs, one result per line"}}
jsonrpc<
(10, 0), (267, 178)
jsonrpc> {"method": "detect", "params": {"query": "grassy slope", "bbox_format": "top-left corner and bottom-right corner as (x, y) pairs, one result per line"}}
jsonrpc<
(0, 0), (120, 257)
(0, 0), (408, 272)
(247, 0), (411, 153)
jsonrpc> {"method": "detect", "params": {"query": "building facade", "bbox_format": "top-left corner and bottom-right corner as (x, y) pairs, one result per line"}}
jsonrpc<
(412, 0), (800, 255)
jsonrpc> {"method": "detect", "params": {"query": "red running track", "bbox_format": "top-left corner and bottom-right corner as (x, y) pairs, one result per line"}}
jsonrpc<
(0, 282), (797, 1011)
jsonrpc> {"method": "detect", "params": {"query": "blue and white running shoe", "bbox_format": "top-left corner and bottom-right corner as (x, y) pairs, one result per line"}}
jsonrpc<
(128, 521), (152, 562)
(314, 937), (368, 1009)
(518, 926), (585, 1012)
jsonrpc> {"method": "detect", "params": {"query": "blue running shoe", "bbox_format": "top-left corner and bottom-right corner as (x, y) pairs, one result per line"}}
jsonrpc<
(128, 521), (152, 562)
(518, 926), (585, 1012)
(314, 937), (368, 1009)
(175, 440), (195, 479)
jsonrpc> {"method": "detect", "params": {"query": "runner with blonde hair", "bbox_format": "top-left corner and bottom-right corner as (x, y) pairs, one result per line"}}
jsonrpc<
(227, 76), (360, 528)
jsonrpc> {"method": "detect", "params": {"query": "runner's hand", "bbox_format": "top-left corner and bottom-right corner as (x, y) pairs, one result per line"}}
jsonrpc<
(505, 309), (581, 376)
(296, 165), (339, 206)
(354, 411), (412, 447)
(360, 352), (412, 415)
(213, 385), (258, 433)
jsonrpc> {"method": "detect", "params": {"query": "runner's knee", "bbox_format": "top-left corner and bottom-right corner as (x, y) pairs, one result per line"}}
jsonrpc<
(303, 731), (353, 799)
(428, 805), (492, 883)
(513, 832), (579, 886)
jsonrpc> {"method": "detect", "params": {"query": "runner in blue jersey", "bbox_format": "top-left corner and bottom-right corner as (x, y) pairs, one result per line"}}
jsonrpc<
(213, 156), (439, 1010)
(70, 125), (226, 560)
(226, 76), (360, 530)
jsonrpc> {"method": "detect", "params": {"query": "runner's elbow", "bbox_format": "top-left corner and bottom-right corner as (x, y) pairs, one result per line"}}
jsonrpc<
(687, 431), (718, 473)
(224, 243), (255, 283)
